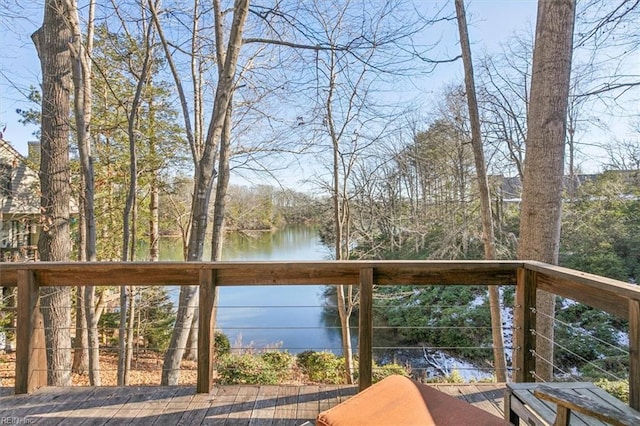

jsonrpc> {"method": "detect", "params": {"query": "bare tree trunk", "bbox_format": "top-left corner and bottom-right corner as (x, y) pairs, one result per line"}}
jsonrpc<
(119, 16), (154, 385)
(149, 98), (160, 262)
(325, 48), (355, 384)
(455, 0), (507, 382)
(211, 101), (233, 262)
(336, 285), (354, 382)
(161, 0), (249, 386)
(195, 96), (234, 364)
(73, 201), (88, 374)
(518, 0), (575, 382)
(63, 0), (100, 386)
(185, 312), (198, 361)
(567, 116), (577, 199)
(72, 285), (88, 374)
(125, 285), (136, 384)
(148, 0), (197, 159)
(149, 176), (160, 261)
(125, 199), (138, 382)
(147, 2), (203, 358)
(117, 292), (127, 385)
(32, 0), (73, 385)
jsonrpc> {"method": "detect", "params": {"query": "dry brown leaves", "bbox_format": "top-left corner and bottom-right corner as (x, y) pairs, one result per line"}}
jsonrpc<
(0, 352), (197, 388)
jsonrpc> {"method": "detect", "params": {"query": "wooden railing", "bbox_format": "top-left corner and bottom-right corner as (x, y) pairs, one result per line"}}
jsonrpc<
(1, 260), (639, 410)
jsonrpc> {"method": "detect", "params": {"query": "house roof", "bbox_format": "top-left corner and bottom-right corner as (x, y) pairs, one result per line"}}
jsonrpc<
(489, 170), (640, 203)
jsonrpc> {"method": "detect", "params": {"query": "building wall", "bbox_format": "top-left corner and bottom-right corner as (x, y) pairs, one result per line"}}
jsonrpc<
(0, 139), (41, 260)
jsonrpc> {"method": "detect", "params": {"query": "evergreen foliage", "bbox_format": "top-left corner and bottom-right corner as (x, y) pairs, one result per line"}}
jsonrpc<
(345, 162), (638, 380)
(89, 24), (188, 260)
(11, 0), (637, 391)
(0, 288), (15, 347)
(374, 286), (493, 363)
(97, 286), (175, 352)
(560, 171), (640, 283)
(214, 332), (231, 358)
(135, 287), (176, 352)
(15, 86), (41, 138)
(552, 171), (638, 380)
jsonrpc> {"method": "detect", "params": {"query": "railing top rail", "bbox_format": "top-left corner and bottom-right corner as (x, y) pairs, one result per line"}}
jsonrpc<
(525, 261), (640, 303)
(1, 260), (637, 304)
(0, 260), (526, 269)
(0, 260), (523, 287)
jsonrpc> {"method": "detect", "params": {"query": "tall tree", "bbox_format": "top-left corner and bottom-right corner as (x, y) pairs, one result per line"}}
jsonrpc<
(159, 0), (250, 386)
(454, 0), (506, 382)
(477, 35), (532, 180)
(518, 0), (576, 381)
(62, 0), (101, 386)
(307, 0), (409, 383)
(210, 0), (236, 263)
(118, 3), (155, 386)
(32, 0), (74, 386)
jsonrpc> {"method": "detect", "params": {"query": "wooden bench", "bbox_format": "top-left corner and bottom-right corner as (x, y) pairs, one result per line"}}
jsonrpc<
(316, 375), (510, 425)
(505, 382), (640, 426)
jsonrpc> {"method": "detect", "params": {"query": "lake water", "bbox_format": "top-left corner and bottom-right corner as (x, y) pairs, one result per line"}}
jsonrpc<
(159, 226), (346, 354)
(154, 226), (494, 380)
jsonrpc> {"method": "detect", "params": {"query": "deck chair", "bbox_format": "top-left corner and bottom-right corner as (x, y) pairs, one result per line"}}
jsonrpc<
(316, 375), (510, 426)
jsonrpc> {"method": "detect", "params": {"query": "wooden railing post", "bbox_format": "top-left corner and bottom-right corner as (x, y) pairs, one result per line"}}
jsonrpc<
(514, 267), (537, 383)
(15, 269), (47, 394)
(358, 267), (373, 392)
(197, 268), (217, 393)
(629, 299), (640, 411)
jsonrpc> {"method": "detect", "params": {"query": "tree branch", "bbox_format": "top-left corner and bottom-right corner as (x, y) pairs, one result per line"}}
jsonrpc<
(578, 80), (640, 97)
(243, 37), (336, 51)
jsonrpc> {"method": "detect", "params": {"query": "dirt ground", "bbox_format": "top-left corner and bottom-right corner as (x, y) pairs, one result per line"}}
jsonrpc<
(0, 351), (197, 388)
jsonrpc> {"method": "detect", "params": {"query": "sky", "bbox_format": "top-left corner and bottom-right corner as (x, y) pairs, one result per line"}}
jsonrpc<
(1, 0), (634, 183)
(0, 1), (538, 157)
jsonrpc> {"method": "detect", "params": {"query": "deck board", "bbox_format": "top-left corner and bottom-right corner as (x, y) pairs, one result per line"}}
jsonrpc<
(0, 383), (506, 425)
(456, 383), (505, 419)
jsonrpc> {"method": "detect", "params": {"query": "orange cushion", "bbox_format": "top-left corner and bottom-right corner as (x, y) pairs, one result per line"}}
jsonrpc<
(316, 375), (510, 426)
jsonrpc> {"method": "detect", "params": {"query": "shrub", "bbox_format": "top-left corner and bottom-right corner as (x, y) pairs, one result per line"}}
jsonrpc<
(214, 332), (231, 358)
(296, 352), (410, 384)
(594, 378), (629, 403)
(578, 355), (628, 382)
(425, 370), (464, 384)
(297, 351), (346, 384)
(216, 354), (278, 385)
(445, 370), (464, 383)
(296, 350), (315, 368)
(261, 351), (294, 380)
(372, 362), (409, 383)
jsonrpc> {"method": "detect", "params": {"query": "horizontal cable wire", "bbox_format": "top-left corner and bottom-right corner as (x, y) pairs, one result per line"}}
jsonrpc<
(406, 366), (512, 371)
(372, 346), (501, 351)
(546, 313), (630, 355)
(536, 333), (626, 381)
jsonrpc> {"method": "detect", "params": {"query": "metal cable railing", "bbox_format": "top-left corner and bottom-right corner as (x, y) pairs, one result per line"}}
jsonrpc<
(3, 284), (518, 386)
(528, 300), (630, 389)
(2, 260), (638, 405)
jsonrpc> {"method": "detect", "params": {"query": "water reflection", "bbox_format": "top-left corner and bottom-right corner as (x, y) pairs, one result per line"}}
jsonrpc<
(159, 225), (349, 354)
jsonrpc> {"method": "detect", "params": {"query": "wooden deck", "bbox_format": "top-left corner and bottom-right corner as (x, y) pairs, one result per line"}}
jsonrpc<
(0, 383), (506, 425)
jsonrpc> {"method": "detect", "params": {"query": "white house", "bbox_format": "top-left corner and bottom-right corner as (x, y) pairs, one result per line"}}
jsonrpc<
(0, 139), (41, 261)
